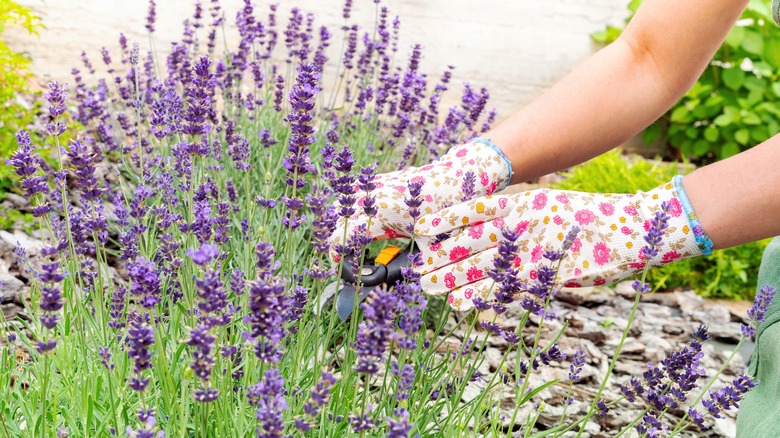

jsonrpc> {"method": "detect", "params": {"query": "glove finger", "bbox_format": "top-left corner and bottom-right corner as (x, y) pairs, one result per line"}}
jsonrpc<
(414, 194), (518, 236)
(446, 278), (497, 312)
(416, 217), (513, 275)
(419, 246), (500, 296)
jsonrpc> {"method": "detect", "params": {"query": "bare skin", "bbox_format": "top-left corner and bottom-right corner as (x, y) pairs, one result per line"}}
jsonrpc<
(486, 0), (779, 250)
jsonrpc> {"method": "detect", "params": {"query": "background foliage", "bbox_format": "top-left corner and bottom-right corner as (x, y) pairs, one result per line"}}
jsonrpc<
(0, 0), (41, 192)
(594, 0), (780, 163)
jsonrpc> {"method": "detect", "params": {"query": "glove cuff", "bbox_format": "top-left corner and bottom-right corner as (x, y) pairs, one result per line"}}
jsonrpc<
(472, 137), (513, 191)
(672, 175), (714, 256)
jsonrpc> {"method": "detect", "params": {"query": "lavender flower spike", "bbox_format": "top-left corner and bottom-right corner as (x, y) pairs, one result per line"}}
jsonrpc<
(741, 285), (776, 338)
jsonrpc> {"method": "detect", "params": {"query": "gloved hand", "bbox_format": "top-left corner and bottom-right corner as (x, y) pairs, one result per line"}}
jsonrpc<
(412, 175), (714, 310)
(327, 138), (512, 263)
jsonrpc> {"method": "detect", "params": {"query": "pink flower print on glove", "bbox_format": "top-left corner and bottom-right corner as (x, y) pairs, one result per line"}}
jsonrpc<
(412, 176), (713, 311)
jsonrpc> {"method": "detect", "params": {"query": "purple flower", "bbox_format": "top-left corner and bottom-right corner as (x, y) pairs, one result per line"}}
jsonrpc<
(245, 242), (287, 363)
(569, 349), (586, 381)
(701, 372), (757, 420)
(392, 362), (416, 402)
(45, 81), (68, 134)
(461, 171), (476, 202)
(596, 398), (609, 416)
(186, 243), (219, 265)
(394, 280), (426, 350)
(187, 323), (216, 381)
(126, 321), (155, 389)
(348, 405), (378, 433)
(248, 369), (288, 438)
(145, 0), (156, 33)
(742, 285), (776, 338)
(387, 408), (411, 438)
(7, 131), (39, 177)
(641, 202), (671, 261)
(353, 287), (398, 374)
(194, 270), (230, 326)
(283, 63), (318, 189)
(302, 371), (337, 423)
(342, 0), (353, 19)
(632, 280), (652, 295)
(181, 57), (214, 137)
(127, 258), (161, 309)
(404, 180), (424, 233)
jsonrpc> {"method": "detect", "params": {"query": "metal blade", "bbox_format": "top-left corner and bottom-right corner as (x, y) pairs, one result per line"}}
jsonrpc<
(316, 280), (343, 315)
(336, 284), (373, 321)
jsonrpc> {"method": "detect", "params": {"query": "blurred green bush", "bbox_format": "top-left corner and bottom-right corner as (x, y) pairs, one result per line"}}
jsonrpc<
(553, 150), (768, 300)
(594, 0), (780, 164)
(1, 0), (42, 196)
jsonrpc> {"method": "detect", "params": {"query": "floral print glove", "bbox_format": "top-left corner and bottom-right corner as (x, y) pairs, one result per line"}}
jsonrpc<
(413, 176), (714, 310)
(327, 138), (512, 263)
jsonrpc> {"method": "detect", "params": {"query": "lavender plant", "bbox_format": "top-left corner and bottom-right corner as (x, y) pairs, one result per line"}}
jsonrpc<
(0, 1), (762, 437)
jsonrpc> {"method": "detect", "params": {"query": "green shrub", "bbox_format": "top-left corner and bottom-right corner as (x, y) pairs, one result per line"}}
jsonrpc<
(0, 0), (42, 197)
(593, 0), (780, 163)
(552, 150), (767, 300)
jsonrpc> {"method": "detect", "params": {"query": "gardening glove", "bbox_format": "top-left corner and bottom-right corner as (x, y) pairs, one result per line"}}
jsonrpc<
(413, 175), (714, 311)
(327, 137), (513, 263)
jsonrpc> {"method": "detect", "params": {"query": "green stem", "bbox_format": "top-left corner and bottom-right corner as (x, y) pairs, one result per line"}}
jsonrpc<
(575, 289), (643, 437)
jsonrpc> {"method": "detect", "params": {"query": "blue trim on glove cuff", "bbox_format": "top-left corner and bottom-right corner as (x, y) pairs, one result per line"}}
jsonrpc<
(673, 175), (714, 256)
(473, 137), (513, 190)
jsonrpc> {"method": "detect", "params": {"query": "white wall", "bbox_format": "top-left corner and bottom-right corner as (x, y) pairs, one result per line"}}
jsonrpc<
(7, 0), (631, 120)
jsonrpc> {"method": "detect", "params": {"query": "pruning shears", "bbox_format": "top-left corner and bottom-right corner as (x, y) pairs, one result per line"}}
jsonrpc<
(320, 245), (412, 321)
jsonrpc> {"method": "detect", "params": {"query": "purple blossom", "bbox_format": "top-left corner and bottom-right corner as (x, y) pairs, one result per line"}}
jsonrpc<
(392, 362), (416, 402)
(126, 321), (154, 390)
(186, 323), (216, 388)
(248, 369), (288, 438)
(569, 349), (586, 381)
(641, 202), (672, 261)
(404, 179), (424, 234)
(301, 371), (337, 426)
(181, 57), (214, 137)
(461, 171), (476, 202)
(145, 0), (156, 33)
(742, 285), (776, 338)
(127, 257), (161, 309)
(386, 408), (411, 438)
(353, 286), (398, 375)
(186, 243), (219, 265)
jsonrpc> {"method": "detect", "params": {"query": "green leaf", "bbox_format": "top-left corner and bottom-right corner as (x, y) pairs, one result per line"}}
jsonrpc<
(753, 61), (774, 77)
(764, 37), (780, 68)
(670, 106), (693, 123)
(713, 113), (734, 127)
(720, 142), (741, 159)
(742, 111), (762, 125)
(704, 126), (719, 142)
(751, 125), (768, 142)
(642, 123), (661, 145)
(725, 26), (745, 49)
(742, 29), (764, 55)
(735, 128), (750, 145)
(768, 119), (780, 136)
(685, 127), (698, 139)
(722, 67), (746, 91)
(693, 139), (711, 156)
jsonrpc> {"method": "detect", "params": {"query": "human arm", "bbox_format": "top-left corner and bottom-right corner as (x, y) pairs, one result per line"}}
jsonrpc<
(489, 0), (751, 184)
(684, 138), (780, 249)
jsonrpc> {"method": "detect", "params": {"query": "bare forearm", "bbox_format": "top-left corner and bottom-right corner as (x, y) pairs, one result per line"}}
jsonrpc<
(487, 0), (750, 184)
(488, 39), (673, 183)
(683, 138), (780, 249)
